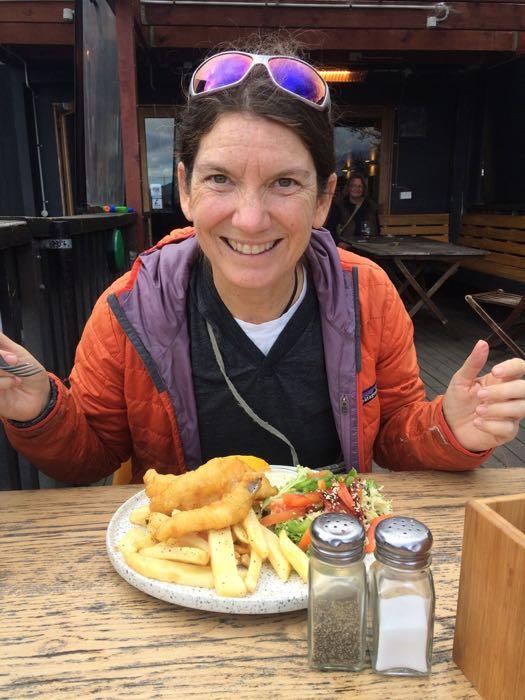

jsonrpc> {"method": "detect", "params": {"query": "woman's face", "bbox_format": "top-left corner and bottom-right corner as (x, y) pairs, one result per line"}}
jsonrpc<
(348, 178), (365, 200)
(178, 113), (336, 297)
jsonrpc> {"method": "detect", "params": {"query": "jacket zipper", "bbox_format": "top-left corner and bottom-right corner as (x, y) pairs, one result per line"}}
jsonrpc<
(340, 393), (356, 471)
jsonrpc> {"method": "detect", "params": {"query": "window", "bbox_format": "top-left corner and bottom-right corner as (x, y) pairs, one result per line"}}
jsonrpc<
(139, 106), (180, 212)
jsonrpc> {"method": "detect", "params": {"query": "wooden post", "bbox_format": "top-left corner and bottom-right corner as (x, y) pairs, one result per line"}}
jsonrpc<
(115, 0), (145, 252)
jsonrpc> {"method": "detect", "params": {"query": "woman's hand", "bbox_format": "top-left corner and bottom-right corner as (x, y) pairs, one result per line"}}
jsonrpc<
(443, 339), (525, 452)
(0, 333), (51, 422)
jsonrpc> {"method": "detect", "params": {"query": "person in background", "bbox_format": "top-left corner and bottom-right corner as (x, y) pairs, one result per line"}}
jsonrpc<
(328, 172), (380, 248)
(0, 36), (524, 485)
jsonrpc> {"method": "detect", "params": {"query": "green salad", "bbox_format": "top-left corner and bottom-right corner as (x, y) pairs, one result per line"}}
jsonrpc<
(260, 466), (392, 553)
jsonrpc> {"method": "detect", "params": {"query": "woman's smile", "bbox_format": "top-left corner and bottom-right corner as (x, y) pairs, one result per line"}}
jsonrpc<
(221, 237), (281, 256)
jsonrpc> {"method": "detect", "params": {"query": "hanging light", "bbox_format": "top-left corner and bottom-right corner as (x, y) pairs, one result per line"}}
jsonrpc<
(318, 69), (367, 83)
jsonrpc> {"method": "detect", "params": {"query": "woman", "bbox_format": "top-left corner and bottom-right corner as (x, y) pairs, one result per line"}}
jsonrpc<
(329, 173), (380, 248)
(0, 41), (524, 484)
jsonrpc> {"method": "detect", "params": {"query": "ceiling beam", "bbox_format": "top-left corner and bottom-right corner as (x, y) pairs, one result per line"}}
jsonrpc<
(0, 2), (74, 23)
(152, 26), (519, 52)
(143, 2), (525, 32)
(0, 23), (73, 45)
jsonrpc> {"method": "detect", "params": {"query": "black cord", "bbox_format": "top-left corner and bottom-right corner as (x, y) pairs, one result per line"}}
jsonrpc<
(280, 266), (299, 316)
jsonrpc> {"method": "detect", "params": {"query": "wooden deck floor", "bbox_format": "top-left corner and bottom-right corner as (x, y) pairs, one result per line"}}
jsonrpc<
(410, 288), (524, 468)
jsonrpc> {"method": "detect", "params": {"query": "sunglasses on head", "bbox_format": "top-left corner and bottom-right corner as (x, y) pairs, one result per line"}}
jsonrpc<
(189, 51), (331, 111)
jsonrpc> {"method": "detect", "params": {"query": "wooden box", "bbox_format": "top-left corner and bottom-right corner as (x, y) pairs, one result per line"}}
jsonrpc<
(453, 493), (525, 700)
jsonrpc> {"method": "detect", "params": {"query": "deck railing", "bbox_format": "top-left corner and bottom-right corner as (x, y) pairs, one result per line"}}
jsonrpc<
(0, 214), (136, 489)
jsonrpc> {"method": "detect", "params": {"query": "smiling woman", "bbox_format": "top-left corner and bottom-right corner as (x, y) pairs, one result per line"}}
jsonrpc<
(178, 113), (334, 322)
(1, 35), (525, 486)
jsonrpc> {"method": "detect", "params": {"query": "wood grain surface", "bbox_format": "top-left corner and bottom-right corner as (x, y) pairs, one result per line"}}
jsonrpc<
(453, 494), (525, 700)
(1, 469), (524, 699)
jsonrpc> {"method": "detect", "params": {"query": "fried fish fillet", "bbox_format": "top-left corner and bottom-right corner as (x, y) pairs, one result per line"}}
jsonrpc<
(145, 457), (247, 514)
(155, 475), (262, 541)
(145, 456), (277, 514)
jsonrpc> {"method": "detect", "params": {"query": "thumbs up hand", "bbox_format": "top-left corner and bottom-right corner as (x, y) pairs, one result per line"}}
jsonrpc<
(442, 340), (525, 452)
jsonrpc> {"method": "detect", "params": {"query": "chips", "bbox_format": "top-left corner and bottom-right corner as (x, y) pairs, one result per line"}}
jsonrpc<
(118, 501), (308, 597)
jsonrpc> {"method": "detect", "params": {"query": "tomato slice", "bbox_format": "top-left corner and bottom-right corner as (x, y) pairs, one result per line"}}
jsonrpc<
(337, 483), (357, 514)
(364, 514), (394, 553)
(298, 526), (312, 551)
(259, 508), (306, 527)
(282, 492), (321, 509)
(268, 498), (286, 513)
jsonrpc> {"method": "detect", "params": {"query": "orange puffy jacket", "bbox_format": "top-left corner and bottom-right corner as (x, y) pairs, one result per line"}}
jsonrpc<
(3, 228), (489, 483)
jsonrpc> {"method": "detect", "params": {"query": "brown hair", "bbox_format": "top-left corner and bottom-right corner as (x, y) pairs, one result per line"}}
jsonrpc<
(178, 34), (335, 194)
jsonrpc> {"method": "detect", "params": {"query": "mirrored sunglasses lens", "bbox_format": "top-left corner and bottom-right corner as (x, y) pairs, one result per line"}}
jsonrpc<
(192, 54), (253, 94)
(268, 58), (326, 105)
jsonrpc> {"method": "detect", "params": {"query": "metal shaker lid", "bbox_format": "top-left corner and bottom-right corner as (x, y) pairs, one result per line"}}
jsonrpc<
(375, 516), (433, 569)
(310, 513), (365, 564)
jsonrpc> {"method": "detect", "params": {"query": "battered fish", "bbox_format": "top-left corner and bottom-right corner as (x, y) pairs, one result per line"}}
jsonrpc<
(155, 475), (262, 541)
(145, 456), (276, 514)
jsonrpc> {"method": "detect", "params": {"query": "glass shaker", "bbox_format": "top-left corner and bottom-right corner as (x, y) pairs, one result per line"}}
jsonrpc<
(308, 513), (367, 671)
(369, 516), (435, 677)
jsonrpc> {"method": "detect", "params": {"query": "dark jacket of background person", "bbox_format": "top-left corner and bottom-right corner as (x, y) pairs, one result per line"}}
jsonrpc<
(327, 183), (381, 245)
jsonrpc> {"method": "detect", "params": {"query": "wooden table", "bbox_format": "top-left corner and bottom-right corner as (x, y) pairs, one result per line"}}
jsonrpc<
(349, 236), (487, 329)
(1, 469), (524, 699)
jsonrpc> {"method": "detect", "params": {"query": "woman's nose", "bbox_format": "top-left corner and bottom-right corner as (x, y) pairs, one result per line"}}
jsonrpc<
(231, 190), (271, 234)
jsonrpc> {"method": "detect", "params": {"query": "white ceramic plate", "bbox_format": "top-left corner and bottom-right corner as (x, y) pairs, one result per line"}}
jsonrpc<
(106, 465), (309, 614)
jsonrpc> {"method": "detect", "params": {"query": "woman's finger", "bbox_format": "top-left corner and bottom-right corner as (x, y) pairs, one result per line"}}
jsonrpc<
(0, 351), (19, 364)
(476, 400), (525, 421)
(0, 332), (24, 354)
(472, 417), (518, 441)
(491, 358), (525, 381)
(477, 379), (525, 402)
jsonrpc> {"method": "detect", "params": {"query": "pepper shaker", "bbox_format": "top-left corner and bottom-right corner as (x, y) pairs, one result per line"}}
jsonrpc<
(369, 516), (435, 676)
(307, 513), (367, 671)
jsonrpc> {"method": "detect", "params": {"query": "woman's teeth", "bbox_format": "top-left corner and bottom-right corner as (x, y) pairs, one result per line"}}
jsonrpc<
(226, 239), (277, 255)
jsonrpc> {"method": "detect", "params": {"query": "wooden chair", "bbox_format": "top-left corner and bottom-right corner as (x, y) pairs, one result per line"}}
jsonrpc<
(379, 213), (450, 242)
(112, 458), (132, 485)
(465, 289), (525, 359)
(458, 213), (525, 284)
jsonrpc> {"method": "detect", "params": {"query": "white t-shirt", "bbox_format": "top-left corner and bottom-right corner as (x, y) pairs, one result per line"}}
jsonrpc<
(234, 268), (307, 356)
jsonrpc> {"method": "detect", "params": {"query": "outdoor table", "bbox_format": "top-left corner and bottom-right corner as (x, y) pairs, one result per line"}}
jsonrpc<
(1, 468), (524, 698)
(348, 236), (487, 328)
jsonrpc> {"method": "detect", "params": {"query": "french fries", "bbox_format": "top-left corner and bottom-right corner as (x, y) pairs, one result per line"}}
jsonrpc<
(232, 524), (250, 544)
(244, 549), (263, 593)
(119, 462), (311, 598)
(278, 530), (309, 583)
(208, 528), (247, 597)
(129, 505), (150, 526)
(242, 508), (269, 560)
(140, 542), (210, 566)
(118, 528), (214, 588)
(262, 526), (291, 582)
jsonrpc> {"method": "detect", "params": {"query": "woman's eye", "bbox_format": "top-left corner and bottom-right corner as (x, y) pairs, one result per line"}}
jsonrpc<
(208, 174), (228, 185)
(276, 178), (296, 188)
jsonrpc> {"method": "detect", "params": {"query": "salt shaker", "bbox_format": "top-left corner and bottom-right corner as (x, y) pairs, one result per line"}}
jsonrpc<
(308, 513), (367, 671)
(369, 516), (435, 677)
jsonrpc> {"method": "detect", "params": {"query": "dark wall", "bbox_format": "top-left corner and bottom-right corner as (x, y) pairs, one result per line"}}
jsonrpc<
(0, 64), (35, 216)
(0, 59), (73, 218)
(479, 57), (525, 208)
(390, 73), (458, 214)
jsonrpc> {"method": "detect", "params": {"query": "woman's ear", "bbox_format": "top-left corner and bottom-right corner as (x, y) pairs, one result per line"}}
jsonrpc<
(313, 172), (338, 229)
(177, 162), (193, 222)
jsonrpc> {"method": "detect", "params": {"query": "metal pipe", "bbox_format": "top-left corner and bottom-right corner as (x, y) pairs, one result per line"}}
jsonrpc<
(141, 0), (449, 23)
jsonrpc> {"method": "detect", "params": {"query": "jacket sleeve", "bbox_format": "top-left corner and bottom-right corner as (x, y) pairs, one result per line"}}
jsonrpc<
(2, 292), (132, 484)
(373, 278), (492, 471)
